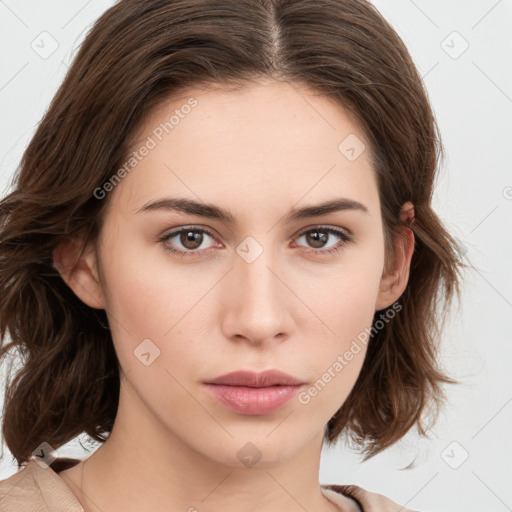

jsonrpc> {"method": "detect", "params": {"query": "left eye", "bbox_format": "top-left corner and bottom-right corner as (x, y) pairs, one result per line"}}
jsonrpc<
(294, 226), (352, 254)
(160, 225), (353, 258)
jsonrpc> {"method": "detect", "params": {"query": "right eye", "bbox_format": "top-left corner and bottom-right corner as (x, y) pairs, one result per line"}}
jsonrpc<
(159, 226), (219, 257)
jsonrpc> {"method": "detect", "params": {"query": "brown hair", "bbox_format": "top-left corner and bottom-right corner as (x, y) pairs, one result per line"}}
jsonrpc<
(0, 0), (466, 469)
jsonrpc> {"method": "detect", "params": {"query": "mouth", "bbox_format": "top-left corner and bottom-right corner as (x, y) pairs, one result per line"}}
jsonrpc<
(204, 369), (305, 387)
(203, 369), (305, 415)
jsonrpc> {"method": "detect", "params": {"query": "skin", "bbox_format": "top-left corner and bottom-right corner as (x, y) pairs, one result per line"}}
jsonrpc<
(54, 78), (414, 512)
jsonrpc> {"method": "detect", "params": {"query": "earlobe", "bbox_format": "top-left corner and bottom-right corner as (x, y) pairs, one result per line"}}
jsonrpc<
(52, 236), (106, 310)
(375, 202), (415, 311)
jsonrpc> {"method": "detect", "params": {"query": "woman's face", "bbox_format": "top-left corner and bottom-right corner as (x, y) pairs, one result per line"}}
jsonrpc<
(67, 79), (407, 468)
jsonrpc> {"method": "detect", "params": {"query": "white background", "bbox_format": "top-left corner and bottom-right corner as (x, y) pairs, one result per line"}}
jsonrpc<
(1, 1), (511, 511)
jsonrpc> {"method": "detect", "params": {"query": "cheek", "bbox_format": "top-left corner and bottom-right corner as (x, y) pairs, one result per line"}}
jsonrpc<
(97, 229), (214, 380)
(99, 230), (195, 337)
(99, 217), (384, 374)
(301, 287), (373, 398)
(297, 245), (384, 344)
(293, 244), (384, 398)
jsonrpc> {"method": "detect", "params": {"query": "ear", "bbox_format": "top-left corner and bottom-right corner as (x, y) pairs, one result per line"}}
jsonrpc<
(52, 234), (106, 310)
(375, 201), (415, 311)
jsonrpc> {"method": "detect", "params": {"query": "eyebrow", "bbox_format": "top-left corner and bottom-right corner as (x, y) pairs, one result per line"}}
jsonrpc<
(135, 196), (369, 224)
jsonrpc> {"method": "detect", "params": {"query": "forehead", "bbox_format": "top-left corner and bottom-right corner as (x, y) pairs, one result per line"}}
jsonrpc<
(110, 79), (379, 219)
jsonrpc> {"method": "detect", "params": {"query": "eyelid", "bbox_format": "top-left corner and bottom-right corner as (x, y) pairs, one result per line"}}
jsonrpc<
(294, 223), (352, 239)
(292, 225), (353, 253)
(159, 224), (353, 257)
(158, 225), (220, 254)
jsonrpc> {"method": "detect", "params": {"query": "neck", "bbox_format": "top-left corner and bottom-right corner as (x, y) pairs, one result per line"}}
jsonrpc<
(64, 375), (341, 512)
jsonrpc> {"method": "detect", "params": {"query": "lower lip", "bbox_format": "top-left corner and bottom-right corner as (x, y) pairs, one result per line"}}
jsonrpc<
(204, 384), (302, 415)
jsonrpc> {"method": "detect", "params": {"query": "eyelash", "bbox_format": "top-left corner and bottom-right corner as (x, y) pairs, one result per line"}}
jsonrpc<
(159, 225), (353, 258)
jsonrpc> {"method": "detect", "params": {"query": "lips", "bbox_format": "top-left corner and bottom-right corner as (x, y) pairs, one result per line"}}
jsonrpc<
(203, 370), (306, 415)
(204, 369), (305, 388)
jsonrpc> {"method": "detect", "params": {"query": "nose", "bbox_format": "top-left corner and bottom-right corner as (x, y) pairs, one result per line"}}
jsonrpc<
(221, 240), (293, 347)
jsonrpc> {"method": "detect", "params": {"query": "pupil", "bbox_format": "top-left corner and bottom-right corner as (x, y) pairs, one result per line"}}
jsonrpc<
(181, 230), (202, 249)
(308, 231), (327, 248)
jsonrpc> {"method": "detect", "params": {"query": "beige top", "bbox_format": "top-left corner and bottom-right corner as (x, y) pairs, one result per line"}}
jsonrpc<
(0, 457), (417, 511)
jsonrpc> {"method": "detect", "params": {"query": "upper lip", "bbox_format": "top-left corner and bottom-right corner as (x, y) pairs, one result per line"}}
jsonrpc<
(204, 370), (305, 388)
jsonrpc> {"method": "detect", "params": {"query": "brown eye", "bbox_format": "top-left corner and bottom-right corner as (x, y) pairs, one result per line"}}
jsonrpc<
(304, 230), (329, 249)
(179, 230), (204, 250)
(295, 226), (353, 255)
(160, 226), (218, 257)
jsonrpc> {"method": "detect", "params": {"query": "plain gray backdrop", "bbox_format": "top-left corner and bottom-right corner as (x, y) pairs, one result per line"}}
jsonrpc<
(1, 1), (511, 511)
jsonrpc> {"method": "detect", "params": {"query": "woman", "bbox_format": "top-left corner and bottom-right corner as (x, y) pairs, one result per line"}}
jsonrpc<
(0, 0), (464, 510)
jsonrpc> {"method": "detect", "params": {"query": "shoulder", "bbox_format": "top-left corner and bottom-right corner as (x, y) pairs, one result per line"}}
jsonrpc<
(0, 457), (84, 511)
(323, 483), (420, 512)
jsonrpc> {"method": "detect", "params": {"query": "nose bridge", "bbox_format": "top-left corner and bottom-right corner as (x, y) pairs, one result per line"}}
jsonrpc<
(228, 235), (289, 341)
(237, 235), (282, 307)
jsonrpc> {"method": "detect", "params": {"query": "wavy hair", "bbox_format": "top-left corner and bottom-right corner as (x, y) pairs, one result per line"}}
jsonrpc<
(0, 0), (466, 469)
